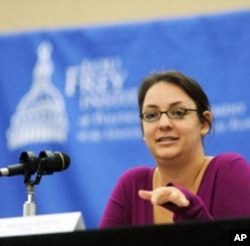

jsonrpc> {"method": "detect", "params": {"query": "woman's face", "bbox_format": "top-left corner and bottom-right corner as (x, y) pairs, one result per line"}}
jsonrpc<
(141, 81), (210, 163)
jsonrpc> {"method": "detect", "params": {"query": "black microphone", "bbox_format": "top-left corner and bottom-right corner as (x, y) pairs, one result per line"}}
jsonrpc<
(0, 151), (39, 177)
(37, 151), (70, 175)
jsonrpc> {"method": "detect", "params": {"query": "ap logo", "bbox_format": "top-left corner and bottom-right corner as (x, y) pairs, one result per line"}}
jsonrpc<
(230, 231), (250, 245)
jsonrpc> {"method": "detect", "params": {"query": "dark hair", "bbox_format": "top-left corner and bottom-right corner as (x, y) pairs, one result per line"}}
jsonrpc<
(138, 70), (212, 132)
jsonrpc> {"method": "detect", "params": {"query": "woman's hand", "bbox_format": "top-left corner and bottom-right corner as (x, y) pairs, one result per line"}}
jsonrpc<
(138, 186), (190, 207)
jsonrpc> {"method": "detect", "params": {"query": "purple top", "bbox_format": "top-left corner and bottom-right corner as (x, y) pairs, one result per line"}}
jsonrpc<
(99, 153), (250, 228)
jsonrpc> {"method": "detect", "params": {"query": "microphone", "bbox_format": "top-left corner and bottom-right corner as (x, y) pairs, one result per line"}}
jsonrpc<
(37, 151), (70, 175)
(0, 151), (70, 177)
(0, 151), (39, 177)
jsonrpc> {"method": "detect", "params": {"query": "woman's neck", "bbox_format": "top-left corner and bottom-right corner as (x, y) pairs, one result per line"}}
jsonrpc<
(153, 155), (211, 193)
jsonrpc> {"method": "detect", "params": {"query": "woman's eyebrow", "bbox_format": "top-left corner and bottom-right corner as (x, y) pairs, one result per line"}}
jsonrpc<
(144, 101), (184, 109)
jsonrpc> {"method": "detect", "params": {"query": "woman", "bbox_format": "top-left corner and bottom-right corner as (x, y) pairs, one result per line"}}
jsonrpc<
(99, 70), (250, 228)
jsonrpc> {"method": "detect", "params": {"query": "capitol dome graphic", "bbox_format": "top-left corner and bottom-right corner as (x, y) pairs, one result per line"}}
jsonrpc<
(6, 41), (69, 150)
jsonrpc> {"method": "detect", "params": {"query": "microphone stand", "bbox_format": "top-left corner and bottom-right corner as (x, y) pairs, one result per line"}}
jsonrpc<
(21, 151), (43, 217)
(23, 183), (36, 216)
(23, 171), (44, 216)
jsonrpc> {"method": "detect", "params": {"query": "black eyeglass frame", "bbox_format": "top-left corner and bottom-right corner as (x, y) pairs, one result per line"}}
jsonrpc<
(140, 108), (199, 122)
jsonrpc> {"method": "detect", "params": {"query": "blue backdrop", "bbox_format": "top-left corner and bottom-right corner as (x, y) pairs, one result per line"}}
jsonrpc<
(0, 10), (250, 229)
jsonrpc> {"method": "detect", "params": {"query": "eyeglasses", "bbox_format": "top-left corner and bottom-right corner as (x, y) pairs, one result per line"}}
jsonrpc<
(140, 107), (199, 122)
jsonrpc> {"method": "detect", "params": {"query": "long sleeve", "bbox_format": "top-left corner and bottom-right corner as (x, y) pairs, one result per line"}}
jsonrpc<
(99, 167), (154, 228)
(206, 153), (250, 219)
(162, 184), (213, 222)
(162, 153), (250, 222)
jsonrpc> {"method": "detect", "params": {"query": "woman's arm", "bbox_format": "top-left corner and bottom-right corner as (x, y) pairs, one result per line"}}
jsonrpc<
(139, 184), (213, 222)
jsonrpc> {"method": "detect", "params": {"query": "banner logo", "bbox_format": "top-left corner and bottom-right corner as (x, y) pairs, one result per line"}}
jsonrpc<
(65, 57), (141, 143)
(6, 42), (69, 150)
